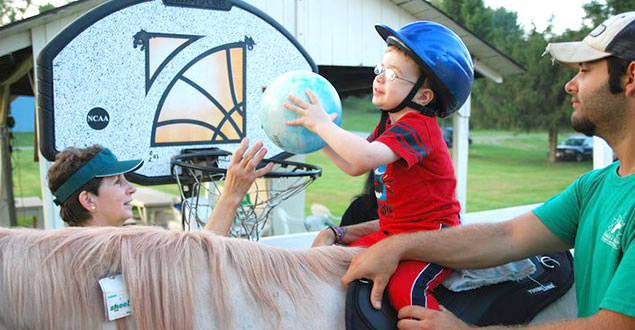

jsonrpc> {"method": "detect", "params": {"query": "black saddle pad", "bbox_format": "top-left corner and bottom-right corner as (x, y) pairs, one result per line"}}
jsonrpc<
(433, 251), (574, 326)
(345, 251), (574, 329)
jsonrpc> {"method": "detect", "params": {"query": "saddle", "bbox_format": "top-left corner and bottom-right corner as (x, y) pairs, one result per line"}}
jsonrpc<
(345, 251), (574, 330)
(345, 279), (399, 330)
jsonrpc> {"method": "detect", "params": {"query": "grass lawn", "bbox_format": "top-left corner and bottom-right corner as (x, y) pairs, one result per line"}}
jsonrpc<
(11, 132), (36, 147)
(10, 147), (42, 199)
(10, 99), (592, 218)
(465, 141), (590, 211)
(339, 95), (380, 132)
(304, 152), (367, 216)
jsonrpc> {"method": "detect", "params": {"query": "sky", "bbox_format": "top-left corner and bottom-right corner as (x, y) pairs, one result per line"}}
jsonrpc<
(483, 0), (592, 34)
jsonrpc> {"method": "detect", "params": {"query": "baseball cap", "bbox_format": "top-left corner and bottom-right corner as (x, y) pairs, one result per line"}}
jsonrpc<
(52, 148), (143, 205)
(545, 11), (635, 68)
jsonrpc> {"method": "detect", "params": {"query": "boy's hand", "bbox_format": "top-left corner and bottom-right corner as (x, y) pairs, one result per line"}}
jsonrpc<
(311, 228), (337, 247)
(284, 89), (339, 133)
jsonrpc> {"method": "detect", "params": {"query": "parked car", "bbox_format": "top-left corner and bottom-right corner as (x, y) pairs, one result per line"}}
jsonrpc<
(442, 127), (472, 148)
(555, 136), (593, 161)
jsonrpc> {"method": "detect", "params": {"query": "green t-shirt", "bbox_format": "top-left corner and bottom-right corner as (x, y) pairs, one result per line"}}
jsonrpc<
(533, 161), (635, 318)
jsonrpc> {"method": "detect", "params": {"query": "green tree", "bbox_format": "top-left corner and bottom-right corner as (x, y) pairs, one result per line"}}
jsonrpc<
(1, 0), (57, 26)
(439, 0), (632, 162)
(584, 0), (635, 26)
(0, 0), (33, 24)
(38, 3), (55, 13)
(510, 28), (588, 162)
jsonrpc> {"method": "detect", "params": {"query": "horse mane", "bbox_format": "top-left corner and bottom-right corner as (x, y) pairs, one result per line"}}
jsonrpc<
(0, 226), (359, 330)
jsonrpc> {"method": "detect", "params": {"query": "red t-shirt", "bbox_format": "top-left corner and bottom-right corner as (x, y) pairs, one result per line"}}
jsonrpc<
(370, 112), (460, 233)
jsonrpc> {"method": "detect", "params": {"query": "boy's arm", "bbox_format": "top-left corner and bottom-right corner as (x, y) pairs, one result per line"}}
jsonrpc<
(321, 141), (395, 176)
(312, 220), (380, 246)
(285, 91), (399, 175)
(317, 125), (398, 175)
(321, 146), (356, 175)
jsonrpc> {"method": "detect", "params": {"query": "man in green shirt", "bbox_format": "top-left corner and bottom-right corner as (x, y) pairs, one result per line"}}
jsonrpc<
(340, 12), (635, 330)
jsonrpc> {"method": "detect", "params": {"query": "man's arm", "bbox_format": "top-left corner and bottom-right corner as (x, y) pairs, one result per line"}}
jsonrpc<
(396, 307), (635, 330)
(341, 211), (571, 309)
(400, 211), (572, 269)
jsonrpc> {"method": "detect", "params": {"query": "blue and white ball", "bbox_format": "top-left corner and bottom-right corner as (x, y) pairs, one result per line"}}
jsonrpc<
(261, 71), (342, 154)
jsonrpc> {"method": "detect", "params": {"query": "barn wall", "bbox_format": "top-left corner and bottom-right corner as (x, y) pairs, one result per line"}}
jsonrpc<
(246, 0), (416, 67)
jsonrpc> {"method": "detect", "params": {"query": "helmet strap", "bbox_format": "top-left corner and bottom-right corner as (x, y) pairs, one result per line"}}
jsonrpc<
(376, 110), (389, 138)
(380, 75), (436, 117)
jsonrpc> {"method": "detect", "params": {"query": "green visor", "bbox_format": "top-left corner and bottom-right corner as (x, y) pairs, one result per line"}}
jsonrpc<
(52, 148), (143, 205)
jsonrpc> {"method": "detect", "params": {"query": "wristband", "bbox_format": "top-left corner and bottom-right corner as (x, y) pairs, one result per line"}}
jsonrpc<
(328, 226), (344, 244)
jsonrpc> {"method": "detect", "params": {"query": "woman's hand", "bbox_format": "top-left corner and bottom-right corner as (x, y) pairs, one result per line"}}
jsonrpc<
(204, 138), (273, 235)
(223, 138), (273, 203)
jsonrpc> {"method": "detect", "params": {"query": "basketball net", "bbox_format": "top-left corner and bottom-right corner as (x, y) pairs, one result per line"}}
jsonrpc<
(171, 151), (320, 240)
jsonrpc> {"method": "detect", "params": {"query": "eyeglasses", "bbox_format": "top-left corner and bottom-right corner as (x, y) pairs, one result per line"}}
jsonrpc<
(373, 64), (417, 84)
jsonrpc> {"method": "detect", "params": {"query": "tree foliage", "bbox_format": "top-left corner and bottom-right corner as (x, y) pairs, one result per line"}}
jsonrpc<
(0, 0), (56, 26)
(438, 0), (631, 161)
(0, 0), (33, 24)
(584, 0), (635, 26)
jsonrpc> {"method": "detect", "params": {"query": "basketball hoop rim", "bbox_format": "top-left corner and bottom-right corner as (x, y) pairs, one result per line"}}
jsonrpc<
(170, 150), (322, 179)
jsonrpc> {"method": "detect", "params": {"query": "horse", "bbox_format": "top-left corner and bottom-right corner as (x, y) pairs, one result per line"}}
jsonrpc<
(0, 226), (576, 330)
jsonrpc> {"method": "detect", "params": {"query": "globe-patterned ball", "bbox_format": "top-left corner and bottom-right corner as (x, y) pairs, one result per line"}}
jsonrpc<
(261, 71), (342, 154)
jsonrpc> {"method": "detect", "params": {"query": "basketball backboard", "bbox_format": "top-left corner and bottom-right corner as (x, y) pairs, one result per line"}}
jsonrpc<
(38, 0), (317, 185)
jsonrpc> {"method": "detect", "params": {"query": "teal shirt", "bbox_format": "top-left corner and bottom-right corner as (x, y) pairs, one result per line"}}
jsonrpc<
(533, 161), (635, 318)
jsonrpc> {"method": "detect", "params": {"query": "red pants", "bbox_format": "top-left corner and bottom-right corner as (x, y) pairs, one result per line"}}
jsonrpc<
(350, 230), (450, 311)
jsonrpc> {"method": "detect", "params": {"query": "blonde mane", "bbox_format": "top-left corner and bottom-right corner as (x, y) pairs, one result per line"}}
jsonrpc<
(0, 227), (358, 330)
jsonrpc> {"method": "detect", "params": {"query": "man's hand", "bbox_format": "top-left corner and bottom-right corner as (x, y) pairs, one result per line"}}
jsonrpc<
(284, 89), (339, 133)
(341, 237), (402, 309)
(397, 305), (471, 330)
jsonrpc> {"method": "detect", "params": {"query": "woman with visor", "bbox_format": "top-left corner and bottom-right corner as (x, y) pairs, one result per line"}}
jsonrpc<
(47, 138), (272, 233)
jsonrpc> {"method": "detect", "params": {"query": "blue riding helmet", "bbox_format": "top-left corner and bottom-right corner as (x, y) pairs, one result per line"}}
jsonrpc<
(376, 21), (474, 118)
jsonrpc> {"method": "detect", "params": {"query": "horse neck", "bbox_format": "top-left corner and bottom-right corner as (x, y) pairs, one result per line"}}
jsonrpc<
(206, 240), (356, 329)
(193, 256), (349, 330)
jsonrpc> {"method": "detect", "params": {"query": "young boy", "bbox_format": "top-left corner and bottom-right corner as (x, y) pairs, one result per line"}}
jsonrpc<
(285, 21), (473, 311)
